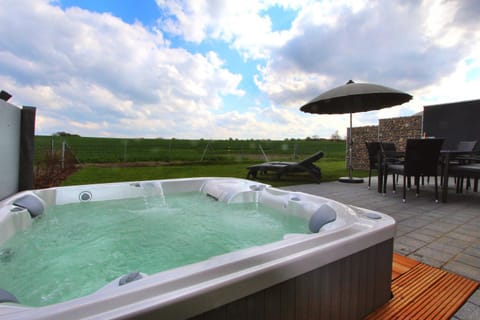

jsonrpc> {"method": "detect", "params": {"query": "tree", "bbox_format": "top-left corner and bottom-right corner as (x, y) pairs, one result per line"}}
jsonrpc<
(53, 131), (79, 137)
(330, 130), (342, 140)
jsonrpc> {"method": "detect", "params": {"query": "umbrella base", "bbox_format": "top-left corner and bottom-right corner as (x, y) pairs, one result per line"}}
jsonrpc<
(338, 177), (364, 183)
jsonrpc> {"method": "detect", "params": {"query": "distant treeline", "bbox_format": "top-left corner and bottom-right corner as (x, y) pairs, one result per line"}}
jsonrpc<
(34, 135), (346, 164)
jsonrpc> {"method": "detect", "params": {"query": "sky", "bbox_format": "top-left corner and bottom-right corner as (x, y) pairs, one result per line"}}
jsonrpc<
(1, 0), (479, 139)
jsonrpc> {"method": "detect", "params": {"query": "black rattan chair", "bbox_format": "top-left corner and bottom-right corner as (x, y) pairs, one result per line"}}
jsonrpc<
(383, 139), (444, 202)
(442, 162), (480, 202)
(455, 140), (478, 153)
(450, 140), (478, 192)
(380, 142), (397, 154)
(365, 142), (381, 189)
(380, 142), (404, 187)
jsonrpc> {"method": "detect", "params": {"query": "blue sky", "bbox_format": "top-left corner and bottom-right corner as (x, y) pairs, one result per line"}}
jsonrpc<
(1, 0), (479, 139)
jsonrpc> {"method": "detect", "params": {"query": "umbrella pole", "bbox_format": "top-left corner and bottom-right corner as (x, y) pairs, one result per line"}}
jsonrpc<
(338, 112), (364, 183)
(349, 112), (353, 178)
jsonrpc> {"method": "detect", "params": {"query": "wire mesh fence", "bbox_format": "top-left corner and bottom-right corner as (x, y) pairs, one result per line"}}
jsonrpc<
(32, 136), (346, 188)
(34, 136), (346, 164)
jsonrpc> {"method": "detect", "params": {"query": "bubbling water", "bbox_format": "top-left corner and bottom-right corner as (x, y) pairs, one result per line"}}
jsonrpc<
(0, 192), (308, 307)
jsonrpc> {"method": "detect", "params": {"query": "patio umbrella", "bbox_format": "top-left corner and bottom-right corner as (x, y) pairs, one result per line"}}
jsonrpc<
(300, 80), (412, 183)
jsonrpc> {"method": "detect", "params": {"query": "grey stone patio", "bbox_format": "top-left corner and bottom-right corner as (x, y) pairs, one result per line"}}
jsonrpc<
(282, 176), (480, 320)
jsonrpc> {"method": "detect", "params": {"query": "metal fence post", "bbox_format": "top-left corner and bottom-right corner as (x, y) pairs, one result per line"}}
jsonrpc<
(62, 140), (66, 169)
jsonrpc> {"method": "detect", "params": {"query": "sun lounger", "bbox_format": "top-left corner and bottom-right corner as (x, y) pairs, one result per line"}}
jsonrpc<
(246, 151), (324, 183)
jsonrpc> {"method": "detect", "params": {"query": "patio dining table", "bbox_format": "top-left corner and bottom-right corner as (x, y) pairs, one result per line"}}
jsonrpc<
(374, 145), (480, 200)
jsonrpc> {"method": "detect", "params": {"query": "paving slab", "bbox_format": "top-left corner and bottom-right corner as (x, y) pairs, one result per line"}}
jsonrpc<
(444, 260), (480, 282)
(454, 302), (480, 320)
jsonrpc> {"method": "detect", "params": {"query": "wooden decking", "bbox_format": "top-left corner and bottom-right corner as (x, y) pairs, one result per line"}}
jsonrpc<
(366, 254), (479, 319)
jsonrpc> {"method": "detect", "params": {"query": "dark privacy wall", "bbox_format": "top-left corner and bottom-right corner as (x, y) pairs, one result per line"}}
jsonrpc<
(18, 106), (36, 191)
(423, 99), (480, 151)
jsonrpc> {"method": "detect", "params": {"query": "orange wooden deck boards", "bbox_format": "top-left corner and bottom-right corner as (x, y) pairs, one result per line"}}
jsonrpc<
(366, 254), (479, 320)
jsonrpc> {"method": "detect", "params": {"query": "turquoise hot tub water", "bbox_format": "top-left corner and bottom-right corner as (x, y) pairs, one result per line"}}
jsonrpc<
(0, 192), (308, 307)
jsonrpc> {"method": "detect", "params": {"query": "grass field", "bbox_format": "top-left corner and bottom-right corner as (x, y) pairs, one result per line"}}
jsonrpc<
(61, 160), (368, 188)
(36, 135), (368, 187)
(62, 161), (368, 187)
(35, 135), (346, 163)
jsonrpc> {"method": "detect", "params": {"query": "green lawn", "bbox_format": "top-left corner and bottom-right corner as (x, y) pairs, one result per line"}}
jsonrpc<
(62, 160), (369, 187)
(36, 135), (364, 187)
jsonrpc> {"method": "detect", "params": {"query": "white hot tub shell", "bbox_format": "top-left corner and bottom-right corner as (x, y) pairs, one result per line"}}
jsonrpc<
(0, 177), (395, 320)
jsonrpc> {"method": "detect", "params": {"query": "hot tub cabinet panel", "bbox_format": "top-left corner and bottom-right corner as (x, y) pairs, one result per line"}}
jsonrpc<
(187, 239), (393, 320)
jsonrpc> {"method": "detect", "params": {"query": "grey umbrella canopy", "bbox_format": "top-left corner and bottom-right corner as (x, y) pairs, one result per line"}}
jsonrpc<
(300, 80), (413, 183)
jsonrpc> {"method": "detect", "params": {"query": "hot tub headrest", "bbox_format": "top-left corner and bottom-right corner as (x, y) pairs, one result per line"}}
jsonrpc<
(309, 204), (337, 233)
(13, 195), (45, 218)
(0, 288), (19, 304)
(119, 271), (144, 286)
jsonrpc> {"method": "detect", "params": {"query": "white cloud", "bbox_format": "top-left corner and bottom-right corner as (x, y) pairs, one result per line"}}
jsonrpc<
(0, 0), (244, 138)
(204, 105), (349, 140)
(252, 0), (480, 129)
(254, 63), (335, 108)
(1, 0), (479, 140)
(156, 0), (303, 59)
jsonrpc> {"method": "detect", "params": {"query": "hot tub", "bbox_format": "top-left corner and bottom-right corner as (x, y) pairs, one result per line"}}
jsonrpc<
(0, 178), (395, 319)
